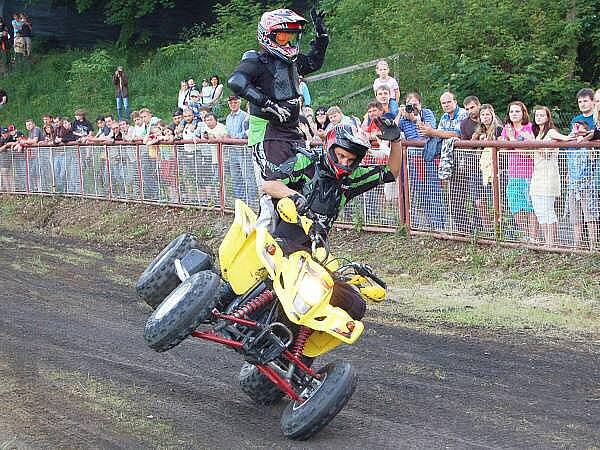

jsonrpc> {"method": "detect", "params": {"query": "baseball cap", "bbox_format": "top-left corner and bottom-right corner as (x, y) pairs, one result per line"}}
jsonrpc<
(172, 108), (183, 117)
(1, 127), (8, 133)
(189, 90), (200, 97)
(7, 124), (15, 131)
(228, 95), (240, 101)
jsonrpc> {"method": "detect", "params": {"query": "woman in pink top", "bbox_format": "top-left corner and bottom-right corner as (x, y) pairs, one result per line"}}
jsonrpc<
(500, 101), (537, 241)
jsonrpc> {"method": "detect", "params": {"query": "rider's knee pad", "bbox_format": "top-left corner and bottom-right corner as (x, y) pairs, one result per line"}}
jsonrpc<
(330, 279), (366, 320)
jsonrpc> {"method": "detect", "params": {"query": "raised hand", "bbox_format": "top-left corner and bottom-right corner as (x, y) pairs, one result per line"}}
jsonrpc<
(310, 8), (327, 36)
(374, 117), (402, 142)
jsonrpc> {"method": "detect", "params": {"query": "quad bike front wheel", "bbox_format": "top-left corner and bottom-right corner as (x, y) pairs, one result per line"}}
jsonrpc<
(280, 362), (357, 440)
(144, 270), (220, 352)
(136, 233), (214, 309)
(239, 362), (285, 405)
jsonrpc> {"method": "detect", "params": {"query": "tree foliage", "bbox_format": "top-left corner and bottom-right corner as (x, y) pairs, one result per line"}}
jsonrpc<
(321, 0), (595, 112)
(71, 0), (175, 45)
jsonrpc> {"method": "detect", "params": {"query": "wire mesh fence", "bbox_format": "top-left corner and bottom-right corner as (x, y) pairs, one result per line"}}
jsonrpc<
(0, 140), (598, 253)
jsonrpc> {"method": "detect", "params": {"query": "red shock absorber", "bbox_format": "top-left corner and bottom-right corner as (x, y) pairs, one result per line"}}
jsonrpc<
(233, 290), (274, 319)
(291, 326), (312, 358)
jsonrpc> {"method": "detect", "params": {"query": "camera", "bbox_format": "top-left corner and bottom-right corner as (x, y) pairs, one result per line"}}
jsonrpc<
(405, 103), (418, 114)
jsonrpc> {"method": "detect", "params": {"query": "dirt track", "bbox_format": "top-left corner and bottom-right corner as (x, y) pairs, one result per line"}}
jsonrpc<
(0, 228), (599, 449)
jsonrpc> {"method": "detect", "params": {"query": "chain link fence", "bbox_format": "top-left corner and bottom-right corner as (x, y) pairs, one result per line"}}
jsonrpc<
(1, 140), (598, 253)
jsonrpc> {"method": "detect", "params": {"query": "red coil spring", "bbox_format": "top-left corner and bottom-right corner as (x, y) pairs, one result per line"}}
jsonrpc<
(233, 290), (274, 318)
(291, 326), (312, 358)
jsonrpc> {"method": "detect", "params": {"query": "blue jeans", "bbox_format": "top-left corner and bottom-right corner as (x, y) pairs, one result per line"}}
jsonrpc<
(228, 147), (257, 207)
(116, 96), (129, 121)
(408, 150), (446, 230)
(65, 148), (81, 193)
(53, 151), (66, 192)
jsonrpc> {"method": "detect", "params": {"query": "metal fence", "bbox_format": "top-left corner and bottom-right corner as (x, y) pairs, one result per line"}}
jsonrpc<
(0, 139), (598, 254)
(403, 139), (600, 253)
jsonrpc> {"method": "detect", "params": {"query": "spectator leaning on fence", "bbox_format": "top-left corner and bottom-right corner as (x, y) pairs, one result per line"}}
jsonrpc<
(529, 106), (574, 247)
(130, 111), (146, 141)
(567, 120), (598, 249)
(571, 88), (596, 131)
(0, 127), (14, 192)
(226, 94), (256, 206)
(455, 95), (491, 234)
(500, 101), (537, 242)
(472, 103), (503, 193)
(17, 119), (43, 190)
(168, 108), (183, 133)
(399, 91), (445, 231)
(72, 109), (93, 142)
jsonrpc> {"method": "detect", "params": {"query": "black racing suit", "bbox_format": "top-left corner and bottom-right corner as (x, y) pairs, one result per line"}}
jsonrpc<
(227, 34), (328, 178)
(268, 148), (396, 319)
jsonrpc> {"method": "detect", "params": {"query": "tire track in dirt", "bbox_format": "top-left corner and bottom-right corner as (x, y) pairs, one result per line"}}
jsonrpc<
(1, 228), (598, 449)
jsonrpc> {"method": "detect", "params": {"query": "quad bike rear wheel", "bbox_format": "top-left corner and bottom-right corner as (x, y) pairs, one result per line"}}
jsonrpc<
(136, 233), (214, 309)
(280, 362), (357, 440)
(239, 362), (285, 405)
(144, 270), (220, 352)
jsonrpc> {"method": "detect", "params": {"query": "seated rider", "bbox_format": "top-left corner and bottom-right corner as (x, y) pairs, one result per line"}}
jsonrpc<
(261, 119), (402, 319)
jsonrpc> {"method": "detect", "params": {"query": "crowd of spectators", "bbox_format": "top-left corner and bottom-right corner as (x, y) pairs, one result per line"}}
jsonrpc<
(0, 57), (599, 249)
(0, 11), (33, 73)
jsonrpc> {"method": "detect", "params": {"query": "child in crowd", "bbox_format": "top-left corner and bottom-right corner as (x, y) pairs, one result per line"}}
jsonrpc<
(373, 59), (400, 101)
(375, 85), (399, 120)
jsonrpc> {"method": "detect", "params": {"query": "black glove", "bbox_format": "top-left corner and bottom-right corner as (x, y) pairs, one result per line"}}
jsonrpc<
(289, 192), (307, 213)
(262, 99), (291, 123)
(374, 117), (402, 142)
(310, 8), (327, 36)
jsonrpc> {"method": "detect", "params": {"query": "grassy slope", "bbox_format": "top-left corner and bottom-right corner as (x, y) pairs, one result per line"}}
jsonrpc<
(0, 3), (387, 129)
(1, 194), (598, 339)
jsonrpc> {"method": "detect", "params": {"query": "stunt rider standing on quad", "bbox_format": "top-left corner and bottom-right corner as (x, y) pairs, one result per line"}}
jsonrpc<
(228, 8), (329, 226)
(263, 121), (403, 319)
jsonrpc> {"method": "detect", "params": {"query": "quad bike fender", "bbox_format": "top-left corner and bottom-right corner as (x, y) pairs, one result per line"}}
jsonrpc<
(256, 229), (364, 346)
(303, 331), (344, 357)
(219, 200), (267, 294)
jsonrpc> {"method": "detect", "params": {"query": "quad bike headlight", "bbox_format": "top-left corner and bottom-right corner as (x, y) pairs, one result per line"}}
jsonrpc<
(293, 274), (331, 315)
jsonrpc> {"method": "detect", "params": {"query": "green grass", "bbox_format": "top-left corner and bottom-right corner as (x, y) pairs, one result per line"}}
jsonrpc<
(332, 231), (600, 335)
(43, 370), (173, 437)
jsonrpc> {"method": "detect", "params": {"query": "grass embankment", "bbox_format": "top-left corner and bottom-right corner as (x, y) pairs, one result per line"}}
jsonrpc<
(1, 194), (599, 339)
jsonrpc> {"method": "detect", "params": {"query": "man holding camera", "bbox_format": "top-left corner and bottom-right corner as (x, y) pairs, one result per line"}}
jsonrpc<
(398, 92), (446, 231)
(112, 66), (129, 122)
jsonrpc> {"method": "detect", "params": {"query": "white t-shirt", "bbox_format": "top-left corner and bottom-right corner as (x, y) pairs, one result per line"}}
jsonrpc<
(373, 76), (400, 100)
(201, 85), (213, 106)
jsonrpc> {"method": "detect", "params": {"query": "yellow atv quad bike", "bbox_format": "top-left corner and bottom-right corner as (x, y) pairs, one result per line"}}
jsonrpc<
(142, 198), (386, 440)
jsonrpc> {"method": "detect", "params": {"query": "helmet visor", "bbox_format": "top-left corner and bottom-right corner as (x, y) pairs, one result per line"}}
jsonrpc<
(274, 30), (301, 47)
